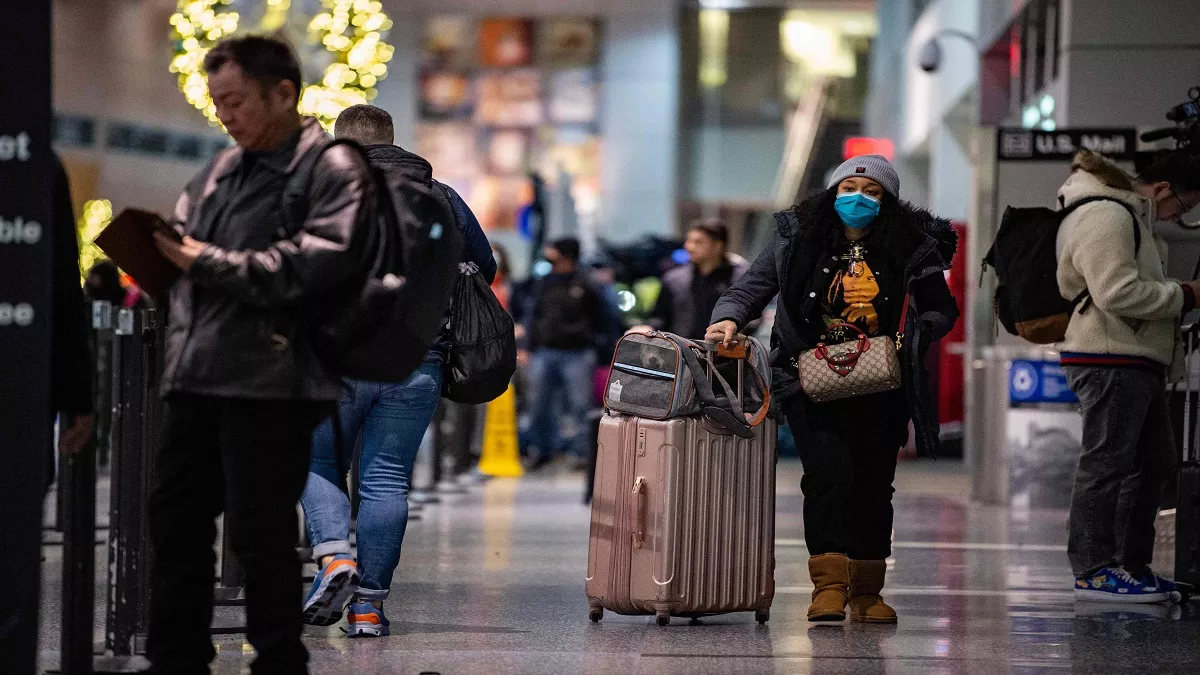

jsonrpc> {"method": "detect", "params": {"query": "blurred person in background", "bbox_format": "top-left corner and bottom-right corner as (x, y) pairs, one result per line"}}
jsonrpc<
(707, 155), (958, 626)
(299, 104), (494, 637)
(645, 219), (750, 339)
(147, 36), (375, 675)
(514, 238), (613, 471)
(1055, 149), (1200, 603)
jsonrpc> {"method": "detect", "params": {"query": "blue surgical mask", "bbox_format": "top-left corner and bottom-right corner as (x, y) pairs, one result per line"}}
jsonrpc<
(835, 192), (882, 229)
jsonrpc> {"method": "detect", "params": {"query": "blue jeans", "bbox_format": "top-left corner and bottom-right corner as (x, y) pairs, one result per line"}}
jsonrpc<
(300, 363), (442, 601)
(526, 348), (596, 460)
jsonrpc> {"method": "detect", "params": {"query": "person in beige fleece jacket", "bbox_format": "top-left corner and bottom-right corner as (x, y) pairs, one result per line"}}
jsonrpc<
(1056, 148), (1200, 603)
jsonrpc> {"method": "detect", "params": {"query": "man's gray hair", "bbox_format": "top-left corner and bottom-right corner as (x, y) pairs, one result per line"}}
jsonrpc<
(334, 104), (394, 146)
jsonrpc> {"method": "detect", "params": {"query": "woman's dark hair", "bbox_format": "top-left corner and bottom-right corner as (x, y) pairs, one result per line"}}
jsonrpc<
(203, 35), (303, 103)
(1138, 149), (1200, 194)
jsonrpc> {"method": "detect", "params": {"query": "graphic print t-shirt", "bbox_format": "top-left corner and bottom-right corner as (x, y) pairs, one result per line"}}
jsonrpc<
(817, 240), (900, 346)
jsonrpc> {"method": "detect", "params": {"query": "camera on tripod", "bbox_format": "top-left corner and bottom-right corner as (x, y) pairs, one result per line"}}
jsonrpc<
(1140, 86), (1200, 149)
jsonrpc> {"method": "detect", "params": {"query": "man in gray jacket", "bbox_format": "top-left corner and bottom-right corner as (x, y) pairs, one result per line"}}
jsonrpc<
(1057, 148), (1200, 603)
(150, 36), (374, 674)
(648, 219), (749, 338)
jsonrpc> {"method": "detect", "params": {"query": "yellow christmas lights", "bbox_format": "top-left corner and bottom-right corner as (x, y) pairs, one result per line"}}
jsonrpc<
(168, 0), (394, 129)
(78, 199), (114, 283)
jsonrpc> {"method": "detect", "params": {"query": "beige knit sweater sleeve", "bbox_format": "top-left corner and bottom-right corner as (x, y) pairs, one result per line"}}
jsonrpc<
(1061, 202), (1183, 321)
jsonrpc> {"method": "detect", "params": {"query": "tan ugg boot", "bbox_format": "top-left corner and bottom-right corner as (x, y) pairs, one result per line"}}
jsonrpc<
(848, 559), (897, 624)
(807, 553), (849, 622)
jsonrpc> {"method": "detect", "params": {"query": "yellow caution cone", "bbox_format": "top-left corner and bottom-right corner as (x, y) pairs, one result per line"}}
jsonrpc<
(477, 384), (524, 477)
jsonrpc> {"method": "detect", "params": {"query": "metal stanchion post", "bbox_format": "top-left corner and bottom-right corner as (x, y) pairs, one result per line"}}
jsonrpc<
(135, 309), (162, 638)
(410, 415), (441, 505)
(432, 406), (445, 489)
(93, 302), (114, 468)
(436, 403), (468, 495)
(213, 519), (247, 615)
(105, 308), (147, 658)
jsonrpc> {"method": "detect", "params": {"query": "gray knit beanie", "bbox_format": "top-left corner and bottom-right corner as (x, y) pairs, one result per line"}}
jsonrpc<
(828, 154), (900, 198)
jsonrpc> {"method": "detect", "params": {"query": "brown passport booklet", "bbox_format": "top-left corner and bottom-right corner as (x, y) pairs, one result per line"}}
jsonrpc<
(93, 208), (182, 297)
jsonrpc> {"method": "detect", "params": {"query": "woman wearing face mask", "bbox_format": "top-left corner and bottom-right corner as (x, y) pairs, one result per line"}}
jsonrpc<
(706, 155), (959, 624)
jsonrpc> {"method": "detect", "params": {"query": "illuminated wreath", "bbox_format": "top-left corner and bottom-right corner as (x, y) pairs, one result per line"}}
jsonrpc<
(169, 0), (394, 129)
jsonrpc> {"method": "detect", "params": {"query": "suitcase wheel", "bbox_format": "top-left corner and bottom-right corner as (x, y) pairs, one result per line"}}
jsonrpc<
(756, 609), (770, 625)
(589, 607), (603, 623)
(656, 611), (671, 626)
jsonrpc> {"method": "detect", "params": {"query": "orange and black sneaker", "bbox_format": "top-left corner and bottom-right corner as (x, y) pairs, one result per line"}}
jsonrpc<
(346, 601), (390, 637)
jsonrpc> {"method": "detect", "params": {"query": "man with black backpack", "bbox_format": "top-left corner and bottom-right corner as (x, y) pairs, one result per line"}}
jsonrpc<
(296, 104), (496, 637)
(148, 37), (374, 674)
(1054, 148), (1200, 604)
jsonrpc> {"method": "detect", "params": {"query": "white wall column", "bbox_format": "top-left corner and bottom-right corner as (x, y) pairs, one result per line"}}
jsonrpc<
(600, 2), (680, 240)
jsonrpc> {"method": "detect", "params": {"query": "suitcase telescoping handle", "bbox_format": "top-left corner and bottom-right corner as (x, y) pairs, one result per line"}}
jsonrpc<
(702, 339), (772, 428)
(704, 341), (744, 405)
(715, 341), (749, 360)
(631, 476), (646, 549)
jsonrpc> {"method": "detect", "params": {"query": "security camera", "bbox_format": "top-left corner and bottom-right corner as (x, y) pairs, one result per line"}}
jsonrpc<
(918, 39), (942, 73)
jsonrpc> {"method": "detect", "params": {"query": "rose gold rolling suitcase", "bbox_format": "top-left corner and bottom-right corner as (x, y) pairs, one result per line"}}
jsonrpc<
(585, 345), (776, 626)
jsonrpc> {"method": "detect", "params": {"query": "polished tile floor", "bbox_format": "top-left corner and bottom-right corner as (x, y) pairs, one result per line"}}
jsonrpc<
(39, 459), (1200, 674)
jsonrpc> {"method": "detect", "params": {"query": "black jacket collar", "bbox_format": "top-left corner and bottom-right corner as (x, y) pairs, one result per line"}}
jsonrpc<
(363, 144), (434, 184)
(212, 116), (331, 182)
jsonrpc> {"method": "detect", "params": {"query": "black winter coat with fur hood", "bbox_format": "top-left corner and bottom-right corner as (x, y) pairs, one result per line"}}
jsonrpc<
(711, 190), (960, 456)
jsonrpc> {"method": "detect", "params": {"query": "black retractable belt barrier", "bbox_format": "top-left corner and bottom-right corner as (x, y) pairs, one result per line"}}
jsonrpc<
(52, 303), (158, 674)
(410, 414), (441, 505)
(93, 302), (115, 467)
(214, 523), (247, 613)
(1177, 325), (1200, 593)
(432, 405), (446, 490)
(436, 402), (471, 494)
(104, 307), (157, 659)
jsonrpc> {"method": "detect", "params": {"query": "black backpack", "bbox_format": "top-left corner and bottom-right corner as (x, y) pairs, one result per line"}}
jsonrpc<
(984, 196), (1139, 344)
(290, 140), (464, 382)
(441, 263), (517, 404)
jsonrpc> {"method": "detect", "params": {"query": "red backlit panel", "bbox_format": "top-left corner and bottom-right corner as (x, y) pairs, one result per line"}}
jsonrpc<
(843, 137), (896, 161)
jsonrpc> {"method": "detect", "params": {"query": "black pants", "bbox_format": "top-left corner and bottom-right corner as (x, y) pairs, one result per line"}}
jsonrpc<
(783, 390), (909, 560)
(146, 394), (331, 675)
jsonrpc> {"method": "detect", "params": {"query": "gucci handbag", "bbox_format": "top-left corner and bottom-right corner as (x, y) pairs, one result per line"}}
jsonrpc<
(797, 295), (909, 403)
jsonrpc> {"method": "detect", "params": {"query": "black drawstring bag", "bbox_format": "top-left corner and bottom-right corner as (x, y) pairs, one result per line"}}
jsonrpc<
(442, 263), (517, 404)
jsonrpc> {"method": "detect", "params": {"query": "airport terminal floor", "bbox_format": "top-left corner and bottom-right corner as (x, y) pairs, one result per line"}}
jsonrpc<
(39, 459), (1200, 674)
